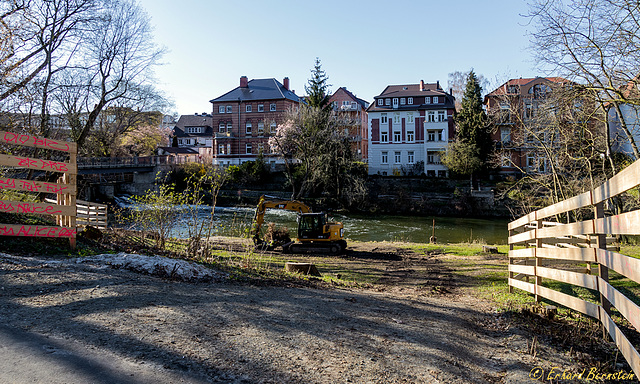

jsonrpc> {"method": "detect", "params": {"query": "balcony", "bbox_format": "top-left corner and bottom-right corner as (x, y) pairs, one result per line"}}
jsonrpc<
(215, 132), (235, 138)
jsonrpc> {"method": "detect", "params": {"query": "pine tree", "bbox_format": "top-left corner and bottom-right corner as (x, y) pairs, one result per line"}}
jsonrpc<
(305, 58), (331, 110)
(455, 70), (492, 164)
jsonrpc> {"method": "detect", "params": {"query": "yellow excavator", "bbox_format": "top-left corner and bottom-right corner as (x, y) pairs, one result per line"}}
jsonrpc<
(252, 195), (347, 254)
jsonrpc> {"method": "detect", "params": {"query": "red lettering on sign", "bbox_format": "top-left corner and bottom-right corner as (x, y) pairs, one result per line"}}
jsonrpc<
(17, 226), (34, 237)
(0, 226), (15, 236)
(2, 132), (70, 151)
(0, 178), (16, 190)
(44, 183), (67, 193)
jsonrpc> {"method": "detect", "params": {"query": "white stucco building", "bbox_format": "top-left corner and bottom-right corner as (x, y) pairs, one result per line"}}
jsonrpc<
(366, 81), (456, 176)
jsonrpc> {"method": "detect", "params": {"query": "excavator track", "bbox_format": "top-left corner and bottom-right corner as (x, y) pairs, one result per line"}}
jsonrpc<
(284, 240), (346, 255)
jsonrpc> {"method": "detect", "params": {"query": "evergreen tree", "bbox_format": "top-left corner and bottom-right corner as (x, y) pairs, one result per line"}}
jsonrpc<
(455, 70), (492, 165)
(305, 58), (331, 110)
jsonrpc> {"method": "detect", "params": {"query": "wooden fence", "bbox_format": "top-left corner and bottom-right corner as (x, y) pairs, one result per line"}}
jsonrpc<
(508, 159), (640, 377)
(45, 198), (107, 229)
(0, 130), (77, 248)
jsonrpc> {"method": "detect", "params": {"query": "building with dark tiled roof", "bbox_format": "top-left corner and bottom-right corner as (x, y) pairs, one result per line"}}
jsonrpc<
(209, 76), (302, 166)
(329, 87), (370, 160)
(170, 113), (214, 160)
(366, 80), (455, 176)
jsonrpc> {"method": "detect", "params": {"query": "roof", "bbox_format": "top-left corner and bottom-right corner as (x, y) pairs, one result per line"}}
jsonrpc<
(158, 147), (199, 154)
(486, 77), (570, 97)
(330, 87), (369, 109)
(172, 114), (213, 137)
(366, 82), (455, 112)
(209, 78), (302, 103)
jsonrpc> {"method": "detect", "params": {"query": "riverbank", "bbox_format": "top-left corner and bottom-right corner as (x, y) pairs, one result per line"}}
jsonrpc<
(0, 235), (627, 383)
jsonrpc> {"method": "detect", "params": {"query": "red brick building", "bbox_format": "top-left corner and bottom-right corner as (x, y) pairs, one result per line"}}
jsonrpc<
(484, 77), (569, 176)
(328, 87), (370, 160)
(209, 76), (302, 166)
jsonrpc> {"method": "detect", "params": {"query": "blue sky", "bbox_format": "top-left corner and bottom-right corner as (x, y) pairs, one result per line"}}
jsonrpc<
(137, 0), (537, 115)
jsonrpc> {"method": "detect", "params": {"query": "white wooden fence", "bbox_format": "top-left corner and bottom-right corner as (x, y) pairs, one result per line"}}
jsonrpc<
(509, 159), (640, 377)
(46, 198), (107, 229)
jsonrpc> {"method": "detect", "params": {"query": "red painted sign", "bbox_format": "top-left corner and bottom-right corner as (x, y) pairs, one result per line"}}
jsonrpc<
(0, 177), (70, 194)
(0, 200), (67, 215)
(15, 157), (69, 172)
(1, 131), (71, 152)
(0, 224), (76, 238)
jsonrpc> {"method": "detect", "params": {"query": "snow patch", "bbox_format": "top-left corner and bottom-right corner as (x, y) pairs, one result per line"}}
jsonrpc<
(76, 253), (226, 282)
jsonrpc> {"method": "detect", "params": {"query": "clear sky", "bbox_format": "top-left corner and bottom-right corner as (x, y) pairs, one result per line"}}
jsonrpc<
(137, 0), (537, 115)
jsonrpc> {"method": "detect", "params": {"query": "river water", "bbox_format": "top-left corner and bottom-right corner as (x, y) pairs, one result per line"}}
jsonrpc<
(115, 197), (509, 245)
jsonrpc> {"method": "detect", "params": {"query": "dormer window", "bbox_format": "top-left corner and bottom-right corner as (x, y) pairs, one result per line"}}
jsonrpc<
(377, 99), (383, 106)
(408, 97), (413, 104)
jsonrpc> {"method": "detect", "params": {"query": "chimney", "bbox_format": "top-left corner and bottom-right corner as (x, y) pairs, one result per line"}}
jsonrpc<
(283, 77), (290, 90)
(436, 80), (440, 90)
(450, 88), (453, 95)
(240, 76), (248, 88)
(420, 80), (425, 91)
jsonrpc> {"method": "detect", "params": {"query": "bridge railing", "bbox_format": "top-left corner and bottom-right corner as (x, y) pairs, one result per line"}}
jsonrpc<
(508, 160), (640, 376)
(77, 155), (199, 168)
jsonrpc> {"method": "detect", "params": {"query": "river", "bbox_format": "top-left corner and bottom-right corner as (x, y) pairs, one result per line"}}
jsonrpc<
(115, 197), (509, 245)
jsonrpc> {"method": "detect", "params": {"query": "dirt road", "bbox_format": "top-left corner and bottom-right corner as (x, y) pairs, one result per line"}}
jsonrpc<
(0, 243), (603, 383)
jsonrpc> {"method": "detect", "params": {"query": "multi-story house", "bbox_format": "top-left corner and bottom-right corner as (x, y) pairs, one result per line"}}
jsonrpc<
(367, 81), (455, 176)
(608, 78), (640, 159)
(328, 87), (370, 160)
(169, 113), (214, 160)
(484, 77), (569, 176)
(209, 76), (302, 166)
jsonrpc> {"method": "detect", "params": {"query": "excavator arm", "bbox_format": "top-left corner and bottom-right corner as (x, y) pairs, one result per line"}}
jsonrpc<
(252, 195), (311, 244)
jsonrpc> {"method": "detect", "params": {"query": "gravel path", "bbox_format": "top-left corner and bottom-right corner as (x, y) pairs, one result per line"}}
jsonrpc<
(0, 250), (584, 383)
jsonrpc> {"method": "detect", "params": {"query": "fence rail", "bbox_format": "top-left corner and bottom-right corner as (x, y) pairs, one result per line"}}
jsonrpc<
(508, 159), (640, 377)
(0, 131), (77, 248)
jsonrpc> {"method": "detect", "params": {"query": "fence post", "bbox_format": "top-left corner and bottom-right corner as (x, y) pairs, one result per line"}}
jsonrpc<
(535, 218), (543, 303)
(594, 202), (610, 338)
(508, 228), (514, 293)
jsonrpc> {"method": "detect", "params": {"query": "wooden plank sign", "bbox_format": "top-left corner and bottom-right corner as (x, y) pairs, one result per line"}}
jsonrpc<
(0, 131), (77, 249)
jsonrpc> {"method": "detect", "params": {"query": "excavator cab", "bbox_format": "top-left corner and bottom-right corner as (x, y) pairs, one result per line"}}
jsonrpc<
(298, 213), (328, 240)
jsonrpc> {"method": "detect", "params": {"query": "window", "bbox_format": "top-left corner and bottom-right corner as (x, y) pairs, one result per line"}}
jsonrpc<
(270, 103), (276, 111)
(437, 170), (447, 178)
(227, 143), (231, 155)
(351, 102), (357, 109)
(400, 98), (406, 105)
(385, 99), (390, 106)
(428, 111), (435, 122)
(246, 143), (252, 154)
(438, 111), (445, 122)
(501, 127), (511, 142)
(381, 151), (388, 164)
(218, 106), (225, 114)
(427, 151), (440, 164)
(394, 151), (401, 164)
(507, 85), (518, 94)
(178, 139), (183, 145)
(245, 122), (252, 135)
(257, 143), (264, 153)
(258, 104), (264, 112)
(226, 106), (232, 113)
(407, 131), (414, 142)
(258, 122), (264, 135)
(425, 97), (431, 104)
(393, 98), (399, 107)
(408, 151), (415, 164)
(427, 130), (436, 141)
(393, 131), (401, 142)
(270, 121), (277, 133)
(501, 154), (511, 168)
(380, 113), (388, 124)
(246, 105), (252, 112)
(381, 131), (388, 142)
(393, 112), (401, 124)
(218, 123), (225, 132)
(377, 99), (383, 106)
(438, 130), (443, 141)
(408, 97), (413, 104)
(226, 123), (232, 132)
(407, 112), (414, 123)
(432, 96), (438, 104)
(218, 144), (225, 155)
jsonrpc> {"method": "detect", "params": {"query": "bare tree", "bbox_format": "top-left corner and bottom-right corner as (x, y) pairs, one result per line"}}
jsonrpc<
(527, 0), (640, 160)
